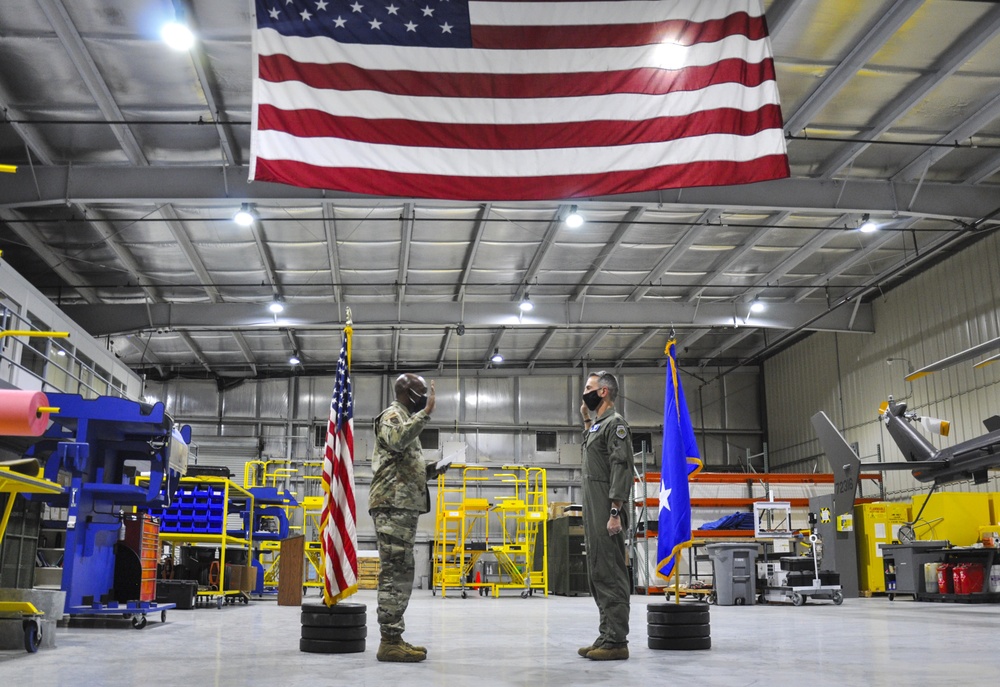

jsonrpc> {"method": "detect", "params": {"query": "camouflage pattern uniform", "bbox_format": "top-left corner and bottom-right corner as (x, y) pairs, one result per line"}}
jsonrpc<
(369, 400), (437, 639)
(581, 406), (633, 648)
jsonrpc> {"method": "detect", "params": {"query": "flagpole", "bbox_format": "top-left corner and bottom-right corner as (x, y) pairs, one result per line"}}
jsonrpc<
(345, 306), (353, 369)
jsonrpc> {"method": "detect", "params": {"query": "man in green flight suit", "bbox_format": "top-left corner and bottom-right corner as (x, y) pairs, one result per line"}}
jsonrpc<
(577, 370), (633, 661)
(369, 373), (446, 663)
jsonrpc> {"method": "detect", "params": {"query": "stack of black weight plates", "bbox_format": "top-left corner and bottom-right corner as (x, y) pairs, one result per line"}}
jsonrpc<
(300, 602), (367, 654)
(647, 600), (711, 651)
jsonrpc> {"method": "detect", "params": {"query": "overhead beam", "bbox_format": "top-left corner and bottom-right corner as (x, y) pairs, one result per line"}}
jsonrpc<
(686, 212), (790, 303)
(3, 166), (999, 222)
(63, 300), (875, 337)
(38, 0), (149, 165)
(571, 206), (644, 302)
(514, 207), (566, 303)
(0, 207), (102, 302)
(159, 205), (257, 374)
(322, 203), (344, 304)
(819, 5), (1000, 178)
(456, 203), (491, 302)
(893, 90), (1000, 182)
(397, 203), (414, 303)
(782, 0), (923, 136)
(627, 210), (720, 302)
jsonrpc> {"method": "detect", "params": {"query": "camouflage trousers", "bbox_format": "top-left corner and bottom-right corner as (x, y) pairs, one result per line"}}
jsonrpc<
(371, 508), (420, 638)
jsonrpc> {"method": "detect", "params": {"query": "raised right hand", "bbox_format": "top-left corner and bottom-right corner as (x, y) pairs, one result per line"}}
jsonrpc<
(425, 380), (436, 415)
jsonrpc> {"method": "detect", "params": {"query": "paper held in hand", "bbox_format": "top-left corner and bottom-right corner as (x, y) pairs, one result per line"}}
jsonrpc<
(436, 449), (463, 471)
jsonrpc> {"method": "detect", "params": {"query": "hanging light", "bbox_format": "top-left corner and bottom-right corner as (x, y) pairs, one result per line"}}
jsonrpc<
(289, 353), (301, 365)
(749, 299), (766, 313)
(268, 299), (285, 314)
(491, 347), (504, 363)
(161, 21), (195, 51)
(858, 213), (878, 233)
(518, 294), (534, 312)
(234, 203), (256, 226)
(565, 206), (584, 228)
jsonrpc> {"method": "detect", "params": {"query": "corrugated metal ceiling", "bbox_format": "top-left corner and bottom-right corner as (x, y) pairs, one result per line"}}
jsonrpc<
(1, 0), (999, 380)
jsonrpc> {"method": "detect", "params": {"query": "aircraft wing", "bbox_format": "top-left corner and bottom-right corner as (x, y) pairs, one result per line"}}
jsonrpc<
(862, 461), (945, 471)
(906, 335), (1000, 381)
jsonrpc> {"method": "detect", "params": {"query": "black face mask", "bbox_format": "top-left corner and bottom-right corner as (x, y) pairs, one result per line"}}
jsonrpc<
(582, 389), (602, 412)
(408, 389), (428, 413)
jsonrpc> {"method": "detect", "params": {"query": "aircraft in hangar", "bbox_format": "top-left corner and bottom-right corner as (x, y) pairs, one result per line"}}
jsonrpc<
(812, 397), (1000, 541)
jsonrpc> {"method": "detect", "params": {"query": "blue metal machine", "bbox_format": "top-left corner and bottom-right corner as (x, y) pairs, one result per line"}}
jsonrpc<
(24, 394), (191, 627)
(242, 486), (297, 595)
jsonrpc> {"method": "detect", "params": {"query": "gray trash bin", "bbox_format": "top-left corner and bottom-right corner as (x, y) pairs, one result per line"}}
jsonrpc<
(706, 542), (760, 606)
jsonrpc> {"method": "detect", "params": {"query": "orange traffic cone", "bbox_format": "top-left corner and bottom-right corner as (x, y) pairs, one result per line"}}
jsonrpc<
(473, 571), (481, 590)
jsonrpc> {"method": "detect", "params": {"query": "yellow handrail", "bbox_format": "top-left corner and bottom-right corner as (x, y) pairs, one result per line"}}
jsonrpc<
(0, 164), (16, 174)
(0, 330), (70, 340)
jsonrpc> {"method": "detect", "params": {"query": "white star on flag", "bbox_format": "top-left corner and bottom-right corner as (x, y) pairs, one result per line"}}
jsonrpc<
(659, 486), (672, 513)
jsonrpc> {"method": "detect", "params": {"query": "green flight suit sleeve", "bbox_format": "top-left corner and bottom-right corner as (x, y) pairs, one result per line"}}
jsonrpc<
(607, 420), (633, 503)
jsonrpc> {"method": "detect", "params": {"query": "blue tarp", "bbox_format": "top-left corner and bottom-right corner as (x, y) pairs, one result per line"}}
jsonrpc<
(700, 512), (755, 530)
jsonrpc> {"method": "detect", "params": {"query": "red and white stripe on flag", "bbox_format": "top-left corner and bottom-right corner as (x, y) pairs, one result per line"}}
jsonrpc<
(321, 325), (358, 605)
(249, 0), (789, 200)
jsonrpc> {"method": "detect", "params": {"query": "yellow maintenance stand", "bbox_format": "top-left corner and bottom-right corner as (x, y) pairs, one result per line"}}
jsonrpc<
(433, 464), (548, 598)
(0, 462), (63, 652)
(433, 465), (491, 597)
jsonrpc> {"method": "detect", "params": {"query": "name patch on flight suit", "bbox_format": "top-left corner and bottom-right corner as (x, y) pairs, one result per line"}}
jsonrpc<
(615, 425), (627, 439)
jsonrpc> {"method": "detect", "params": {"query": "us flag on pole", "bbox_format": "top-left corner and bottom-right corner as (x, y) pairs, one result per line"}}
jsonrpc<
(249, 0), (789, 200)
(321, 323), (358, 605)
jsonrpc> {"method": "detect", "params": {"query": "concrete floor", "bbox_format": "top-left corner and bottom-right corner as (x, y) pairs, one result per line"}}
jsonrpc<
(2, 589), (999, 686)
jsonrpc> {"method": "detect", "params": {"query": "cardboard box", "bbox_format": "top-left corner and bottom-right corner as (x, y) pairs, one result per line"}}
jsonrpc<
(224, 564), (242, 591)
(242, 565), (256, 593)
(549, 501), (573, 519)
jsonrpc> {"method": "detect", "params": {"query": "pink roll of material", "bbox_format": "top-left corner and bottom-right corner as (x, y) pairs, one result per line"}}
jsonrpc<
(0, 389), (52, 436)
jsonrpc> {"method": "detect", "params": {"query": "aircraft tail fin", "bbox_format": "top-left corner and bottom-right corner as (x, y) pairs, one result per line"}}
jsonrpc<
(811, 411), (861, 517)
(983, 415), (1000, 433)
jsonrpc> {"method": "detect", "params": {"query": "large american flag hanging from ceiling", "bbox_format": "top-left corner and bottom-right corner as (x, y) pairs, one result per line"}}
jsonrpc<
(249, 0), (790, 200)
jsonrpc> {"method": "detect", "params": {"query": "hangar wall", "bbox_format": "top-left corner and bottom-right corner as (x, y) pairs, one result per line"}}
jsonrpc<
(765, 230), (1000, 501)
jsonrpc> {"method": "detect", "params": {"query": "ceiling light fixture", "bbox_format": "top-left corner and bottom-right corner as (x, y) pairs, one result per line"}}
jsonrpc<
(749, 299), (766, 313)
(289, 354), (301, 365)
(518, 294), (534, 312)
(858, 213), (878, 233)
(161, 21), (195, 51)
(491, 347), (504, 363)
(268, 299), (285, 314)
(565, 206), (584, 228)
(234, 203), (257, 226)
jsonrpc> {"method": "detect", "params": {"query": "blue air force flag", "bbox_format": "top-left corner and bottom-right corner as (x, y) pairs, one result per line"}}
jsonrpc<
(656, 339), (702, 580)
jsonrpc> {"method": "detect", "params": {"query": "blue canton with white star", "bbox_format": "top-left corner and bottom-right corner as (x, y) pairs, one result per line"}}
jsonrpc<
(256, 0), (473, 48)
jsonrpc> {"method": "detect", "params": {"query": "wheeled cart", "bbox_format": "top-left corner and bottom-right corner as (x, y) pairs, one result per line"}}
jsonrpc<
(65, 600), (175, 628)
(757, 529), (843, 606)
(759, 582), (844, 606)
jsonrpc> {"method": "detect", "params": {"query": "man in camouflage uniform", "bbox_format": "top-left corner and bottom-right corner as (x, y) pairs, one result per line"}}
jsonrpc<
(369, 373), (446, 662)
(577, 370), (633, 661)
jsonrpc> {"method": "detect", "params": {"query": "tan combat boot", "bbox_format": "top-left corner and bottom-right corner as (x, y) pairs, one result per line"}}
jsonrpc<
(587, 645), (629, 661)
(400, 637), (427, 655)
(578, 643), (598, 657)
(377, 635), (427, 663)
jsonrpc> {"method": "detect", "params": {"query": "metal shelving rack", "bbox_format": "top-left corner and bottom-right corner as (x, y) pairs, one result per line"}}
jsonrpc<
(149, 476), (254, 608)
